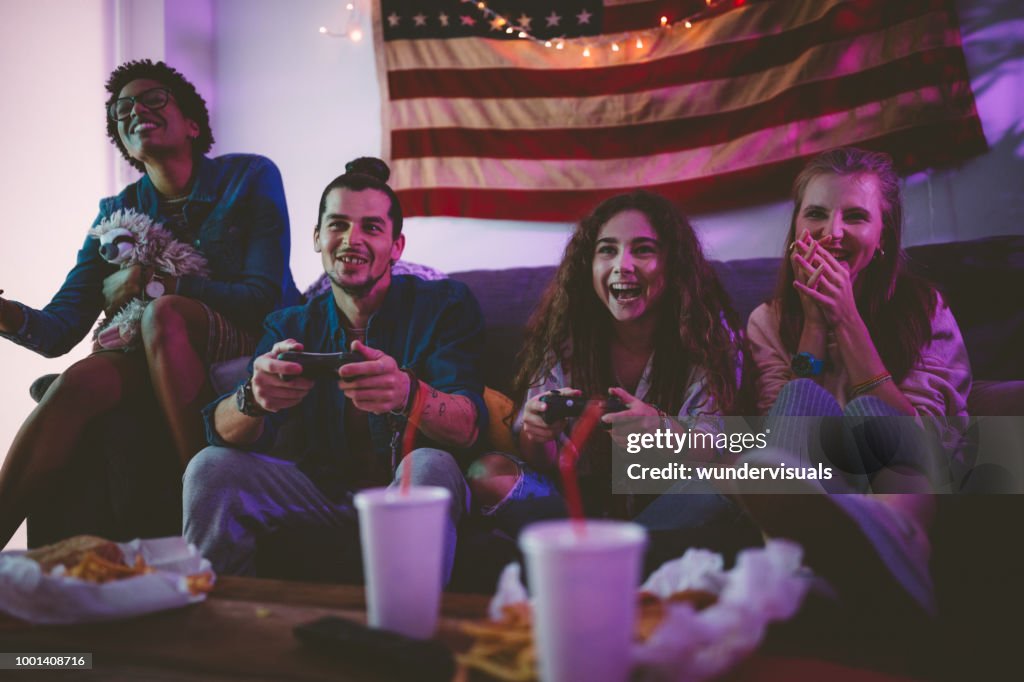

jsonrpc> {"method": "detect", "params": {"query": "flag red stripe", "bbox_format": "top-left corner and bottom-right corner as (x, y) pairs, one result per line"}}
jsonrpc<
(601, 0), (774, 33)
(602, 1), (705, 33)
(394, 118), (986, 220)
(386, 0), (947, 100)
(390, 47), (971, 160)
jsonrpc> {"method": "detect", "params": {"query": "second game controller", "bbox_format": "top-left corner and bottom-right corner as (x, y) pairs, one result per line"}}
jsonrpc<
(539, 392), (627, 424)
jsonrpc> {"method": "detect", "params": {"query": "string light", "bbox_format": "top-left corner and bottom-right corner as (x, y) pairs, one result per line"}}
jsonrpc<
(318, 0), (365, 41)
(320, 0), (745, 54)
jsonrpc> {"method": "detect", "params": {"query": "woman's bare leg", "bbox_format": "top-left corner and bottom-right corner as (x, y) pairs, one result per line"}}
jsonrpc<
(0, 351), (147, 549)
(141, 295), (212, 468)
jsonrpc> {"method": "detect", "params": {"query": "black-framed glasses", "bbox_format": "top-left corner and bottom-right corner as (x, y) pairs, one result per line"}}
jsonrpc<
(108, 87), (173, 121)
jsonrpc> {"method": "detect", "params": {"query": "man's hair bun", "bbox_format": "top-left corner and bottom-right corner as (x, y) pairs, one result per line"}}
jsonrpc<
(345, 157), (391, 183)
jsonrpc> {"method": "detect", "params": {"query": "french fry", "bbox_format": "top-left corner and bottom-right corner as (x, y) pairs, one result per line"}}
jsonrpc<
(65, 551), (154, 583)
(458, 589), (720, 681)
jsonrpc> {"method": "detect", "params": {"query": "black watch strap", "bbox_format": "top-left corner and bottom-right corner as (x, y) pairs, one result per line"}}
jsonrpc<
(235, 377), (269, 418)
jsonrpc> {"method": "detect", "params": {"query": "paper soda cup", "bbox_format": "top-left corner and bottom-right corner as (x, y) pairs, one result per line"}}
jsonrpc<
(354, 486), (451, 639)
(520, 519), (648, 682)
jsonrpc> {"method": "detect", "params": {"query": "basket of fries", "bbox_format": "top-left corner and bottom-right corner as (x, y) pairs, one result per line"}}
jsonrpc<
(457, 541), (811, 682)
(0, 535), (215, 624)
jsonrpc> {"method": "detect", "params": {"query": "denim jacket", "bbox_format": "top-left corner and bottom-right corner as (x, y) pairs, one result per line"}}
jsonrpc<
(1, 154), (300, 357)
(203, 275), (488, 498)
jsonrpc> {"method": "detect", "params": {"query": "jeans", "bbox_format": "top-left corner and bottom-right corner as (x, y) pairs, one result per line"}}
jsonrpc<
(477, 452), (761, 569)
(182, 446), (469, 584)
(765, 379), (947, 493)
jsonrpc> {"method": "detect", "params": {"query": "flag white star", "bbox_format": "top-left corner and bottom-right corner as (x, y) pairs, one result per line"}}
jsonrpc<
(413, 13), (426, 27)
(516, 13), (533, 30)
(438, 12), (449, 27)
(387, 12), (400, 28)
(577, 9), (592, 25)
(460, 15), (476, 27)
(545, 11), (561, 28)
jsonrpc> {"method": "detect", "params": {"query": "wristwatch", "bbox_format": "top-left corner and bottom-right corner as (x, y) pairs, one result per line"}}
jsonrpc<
(791, 351), (825, 377)
(145, 272), (169, 299)
(235, 377), (269, 417)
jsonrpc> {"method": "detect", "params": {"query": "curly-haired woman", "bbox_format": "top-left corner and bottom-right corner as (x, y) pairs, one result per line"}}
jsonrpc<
(0, 60), (300, 549)
(468, 191), (759, 558)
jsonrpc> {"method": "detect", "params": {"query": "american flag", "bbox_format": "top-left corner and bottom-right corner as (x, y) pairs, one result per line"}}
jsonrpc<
(375, 0), (986, 221)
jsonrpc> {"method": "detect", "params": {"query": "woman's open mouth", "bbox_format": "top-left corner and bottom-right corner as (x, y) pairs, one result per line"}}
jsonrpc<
(609, 282), (643, 302)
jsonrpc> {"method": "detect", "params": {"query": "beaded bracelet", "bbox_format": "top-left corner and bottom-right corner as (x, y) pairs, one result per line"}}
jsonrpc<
(850, 372), (893, 398)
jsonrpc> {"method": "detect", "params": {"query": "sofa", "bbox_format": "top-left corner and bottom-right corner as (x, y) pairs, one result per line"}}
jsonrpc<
(24, 233), (1024, 569)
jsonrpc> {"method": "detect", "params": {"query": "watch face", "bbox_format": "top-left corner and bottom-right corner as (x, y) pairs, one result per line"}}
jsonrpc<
(791, 353), (813, 377)
(145, 279), (165, 298)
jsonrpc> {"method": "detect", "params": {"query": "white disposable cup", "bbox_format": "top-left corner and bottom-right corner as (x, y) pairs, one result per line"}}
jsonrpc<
(353, 486), (451, 639)
(520, 519), (648, 682)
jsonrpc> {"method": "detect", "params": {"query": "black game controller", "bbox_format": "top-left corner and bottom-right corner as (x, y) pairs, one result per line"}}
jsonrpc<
(276, 351), (366, 379)
(539, 392), (627, 424)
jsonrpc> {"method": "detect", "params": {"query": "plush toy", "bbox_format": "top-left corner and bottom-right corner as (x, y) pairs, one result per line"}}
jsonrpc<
(89, 208), (209, 350)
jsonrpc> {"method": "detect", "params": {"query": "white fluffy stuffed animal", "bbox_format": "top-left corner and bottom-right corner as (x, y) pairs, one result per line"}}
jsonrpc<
(89, 208), (209, 350)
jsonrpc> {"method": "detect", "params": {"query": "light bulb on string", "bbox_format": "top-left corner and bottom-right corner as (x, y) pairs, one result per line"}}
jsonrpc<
(611, 43), (619, 52)
(635, 37), (644, 49)
(349, 28), (363, 42)
(685, 20), (693, 28)
(660, 16), (668, 26)
(582, 47), (591, 57)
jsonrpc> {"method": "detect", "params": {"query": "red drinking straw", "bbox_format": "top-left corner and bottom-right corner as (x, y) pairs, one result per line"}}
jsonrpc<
(399, 379), (426, 495)
(558, 402), (605, 535)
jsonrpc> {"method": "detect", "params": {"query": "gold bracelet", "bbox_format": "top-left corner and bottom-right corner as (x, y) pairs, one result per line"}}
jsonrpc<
(850, 372), (893, 398)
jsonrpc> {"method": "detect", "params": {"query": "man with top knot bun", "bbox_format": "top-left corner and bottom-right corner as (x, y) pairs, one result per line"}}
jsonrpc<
(184, 158), (486, 584)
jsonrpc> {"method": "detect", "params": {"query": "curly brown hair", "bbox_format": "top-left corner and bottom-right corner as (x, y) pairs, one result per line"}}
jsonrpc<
(774, 148), (936, 382)
(511, 191), (745, 418)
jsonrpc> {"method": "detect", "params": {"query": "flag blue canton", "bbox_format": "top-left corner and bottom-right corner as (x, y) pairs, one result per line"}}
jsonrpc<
(380, 1), (604, 40)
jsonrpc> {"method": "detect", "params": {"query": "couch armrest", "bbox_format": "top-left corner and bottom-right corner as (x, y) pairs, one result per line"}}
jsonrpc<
(967, 380), (1024, 417)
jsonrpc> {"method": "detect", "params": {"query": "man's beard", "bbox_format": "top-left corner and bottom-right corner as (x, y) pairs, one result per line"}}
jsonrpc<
(328, 265), (389, 300)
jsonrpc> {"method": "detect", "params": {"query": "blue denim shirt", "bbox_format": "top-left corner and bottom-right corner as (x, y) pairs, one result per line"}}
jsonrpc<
(203, 275), (488, 498)
(0, 154), (300, 357)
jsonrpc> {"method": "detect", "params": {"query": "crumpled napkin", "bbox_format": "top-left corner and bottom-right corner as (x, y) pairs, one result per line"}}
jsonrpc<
(632, 540), (810, 682)
(488, 540), (810, 682)
(0, 536), (214, 624)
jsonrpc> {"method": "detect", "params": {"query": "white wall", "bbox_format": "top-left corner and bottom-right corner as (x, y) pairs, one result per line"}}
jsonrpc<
(0, 0), (114, 551)
(1, 0), (1020, 550)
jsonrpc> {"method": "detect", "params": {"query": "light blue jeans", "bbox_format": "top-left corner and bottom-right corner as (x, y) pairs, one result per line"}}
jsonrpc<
(182, 447), (469, 584)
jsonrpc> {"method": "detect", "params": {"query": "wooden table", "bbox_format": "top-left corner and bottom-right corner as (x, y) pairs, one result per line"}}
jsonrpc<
(0, 576), (485, 681)
(0, 577), (926, 681)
